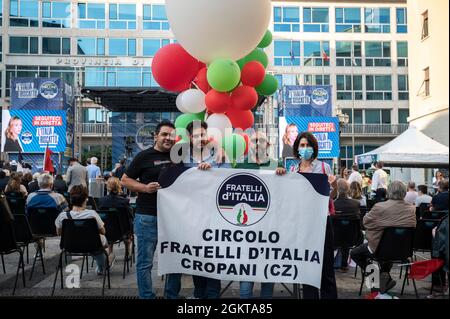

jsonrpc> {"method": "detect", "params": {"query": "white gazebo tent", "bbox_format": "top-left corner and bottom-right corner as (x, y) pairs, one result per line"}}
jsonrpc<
(356, 126), (449, 168)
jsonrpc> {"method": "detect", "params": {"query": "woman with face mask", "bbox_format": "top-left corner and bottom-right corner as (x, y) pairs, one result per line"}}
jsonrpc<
(276, 132), (338, 299)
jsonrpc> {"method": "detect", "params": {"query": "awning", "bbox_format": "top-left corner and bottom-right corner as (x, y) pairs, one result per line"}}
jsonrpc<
(355, 126), (449, 168)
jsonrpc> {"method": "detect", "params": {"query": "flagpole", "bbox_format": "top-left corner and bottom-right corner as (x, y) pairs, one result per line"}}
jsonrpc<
(351, 49), (356, 164)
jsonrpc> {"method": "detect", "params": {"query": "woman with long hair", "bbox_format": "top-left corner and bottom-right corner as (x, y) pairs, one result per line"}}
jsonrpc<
(5, 172), (28, 197)
(350, 181), (367, 207)
(3, 116), (23, 152)
(281, 123), (298, 158)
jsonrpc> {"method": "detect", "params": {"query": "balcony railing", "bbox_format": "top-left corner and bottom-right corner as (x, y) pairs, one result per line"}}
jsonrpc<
(82, 123), (112, 136)
(341, 124), (409, 136)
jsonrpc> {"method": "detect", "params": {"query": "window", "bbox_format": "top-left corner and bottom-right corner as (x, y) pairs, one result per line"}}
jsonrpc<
(143, 39), (172, 57)
(273, 6), (300, 32)
(0, 37), (2, 62)
(78, 3), (105, 29)
(42, 37), (71, 55)
(398, 109), (409, 124)
(365, 8), (390, 33)
(422, 11), (429, 39)
(274, 40), (300, 66)
(77, 38), (105, 56)
(424, 67), (430, 96)
(303, 41), (330, 66)
(275, 74), (301, 87)
(85, 67), (157, 87)
(396, 8), (407, 33)
(342, 109), (363, 124)
(365, 109), (391, 124)
(335, 7), (361, 33)
(10, 0), (39, 27)
(304, 74), (330, 85)
(397, 41), (408, 67)
(9, 36), (38, 54)
(0, 0), (3, 25)
(336, 41), (362, 67)
(109, 3), (136, 29)
(109, 39), (136, 56)
(143, 4), (170, 30)
(42, 1), (71, 28)
(365, 41), (391, 67)
(83, 108), (108, 123)
(336, 75), (363, 100)
(303, 7), (329, 32)
(398, 75), (409, 100)
(366, 75), (392, 100)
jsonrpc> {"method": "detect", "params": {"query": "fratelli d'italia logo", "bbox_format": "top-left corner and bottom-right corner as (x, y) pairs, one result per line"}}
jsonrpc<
(311, 88), (329, 106)
(216, 173), (270, 227)
(39, 81), (59, 100)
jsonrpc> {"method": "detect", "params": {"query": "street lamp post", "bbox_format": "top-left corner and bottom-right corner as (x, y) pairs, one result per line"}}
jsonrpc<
(336, 108), (350, 172)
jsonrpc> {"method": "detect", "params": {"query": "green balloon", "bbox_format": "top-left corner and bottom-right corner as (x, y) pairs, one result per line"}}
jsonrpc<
(207, 59), (241, 92)
(175, 112), (205, 130)
(223, 134), (246, 162)
(257, 30), (273, 49)
(237, 49), (269, 69)
(256, 74), (279, 96)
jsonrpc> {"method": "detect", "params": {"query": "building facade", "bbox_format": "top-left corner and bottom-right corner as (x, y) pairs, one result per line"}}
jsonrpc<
(407, 0), (449, 147)
(1, 0), (410, 170)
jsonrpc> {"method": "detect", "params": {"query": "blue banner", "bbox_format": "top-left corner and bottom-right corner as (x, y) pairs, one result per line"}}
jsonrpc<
(280, 116), (340, 159)
(1, 110), (67, 153)
(281, 85), (332, 117)
(11, 78), (73, 110)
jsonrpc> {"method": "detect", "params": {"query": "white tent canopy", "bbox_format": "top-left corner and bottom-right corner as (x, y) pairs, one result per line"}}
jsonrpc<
(356, 126), (449, 168)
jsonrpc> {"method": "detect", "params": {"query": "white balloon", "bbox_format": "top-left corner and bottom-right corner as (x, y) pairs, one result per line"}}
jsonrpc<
(206, 113), (232, 140)
(176, 91), (188, 113)
(180, 89), (206, 113)
(166, 0), (271, 63)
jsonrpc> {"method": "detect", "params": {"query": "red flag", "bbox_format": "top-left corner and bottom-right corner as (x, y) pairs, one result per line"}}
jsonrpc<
(43, 145), (55, 173)
(322, 50), (330, 62)
(408, 259), (445, 280)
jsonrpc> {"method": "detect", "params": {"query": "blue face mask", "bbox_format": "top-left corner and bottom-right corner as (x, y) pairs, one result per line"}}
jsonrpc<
(298, 147), (314, 160)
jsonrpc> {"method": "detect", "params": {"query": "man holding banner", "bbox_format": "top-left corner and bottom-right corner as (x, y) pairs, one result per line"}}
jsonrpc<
(158, 129), (334, 299)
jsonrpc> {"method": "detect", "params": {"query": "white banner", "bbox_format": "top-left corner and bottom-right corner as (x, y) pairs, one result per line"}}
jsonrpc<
(157, 168), (329, 288)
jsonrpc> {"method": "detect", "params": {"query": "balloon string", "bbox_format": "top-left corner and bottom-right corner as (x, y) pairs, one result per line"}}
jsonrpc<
(191, 80), (200, 90)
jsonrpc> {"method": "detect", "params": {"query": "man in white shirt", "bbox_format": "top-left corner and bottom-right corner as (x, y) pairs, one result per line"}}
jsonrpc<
(404, 182), (418, 205)
(371, 161), (388, 202)
(348, 164), (363, 186)
(415, 185), (432, 207)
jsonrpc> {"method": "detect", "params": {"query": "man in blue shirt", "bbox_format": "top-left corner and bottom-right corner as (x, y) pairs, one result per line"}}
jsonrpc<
(26, 173), (69, 214)
(431, 179), (449, 211)
(87, 157), (102, 180)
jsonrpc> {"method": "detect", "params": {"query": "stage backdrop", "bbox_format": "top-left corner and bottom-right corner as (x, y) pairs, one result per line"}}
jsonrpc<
(157, 167), (329, 287)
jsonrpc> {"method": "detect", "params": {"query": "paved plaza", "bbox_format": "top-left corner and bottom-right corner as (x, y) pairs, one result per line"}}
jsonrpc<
(0, 237), (446, 299)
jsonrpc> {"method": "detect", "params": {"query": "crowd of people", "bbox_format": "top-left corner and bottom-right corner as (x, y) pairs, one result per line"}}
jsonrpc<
(1, 119), (449, 299)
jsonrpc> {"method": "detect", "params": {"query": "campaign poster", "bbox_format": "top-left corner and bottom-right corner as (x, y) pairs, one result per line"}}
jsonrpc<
(280, 85), (332, 117)
(1, 110), (67, 153)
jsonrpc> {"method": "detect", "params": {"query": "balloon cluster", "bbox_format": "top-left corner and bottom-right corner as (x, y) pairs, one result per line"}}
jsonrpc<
(151, 1), (277, 162)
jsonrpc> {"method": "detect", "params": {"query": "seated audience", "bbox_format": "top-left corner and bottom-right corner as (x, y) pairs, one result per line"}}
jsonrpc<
(4, 172), (28, 197)
(404, 182), (418, 205)
(415, 185), (432, 207)
(55, 185), (113, 275)
(53, 174), (68, 194)
(431, 180), (449, 211)
(0, 170), (9, 192)
(26, 173), (69, 214)
(98, 177), (130, 209)
(350, 181), (367, 207)
(334, 179), (361, 272)
(350, 181), (416, 294)
(27, 173), (40, 194)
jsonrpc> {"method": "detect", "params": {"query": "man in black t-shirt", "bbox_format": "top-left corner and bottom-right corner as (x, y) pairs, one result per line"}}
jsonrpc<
(121, 121), (175, 299)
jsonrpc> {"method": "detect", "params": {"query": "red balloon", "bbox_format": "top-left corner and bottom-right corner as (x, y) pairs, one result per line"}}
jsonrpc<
(206, 90), (231, 114)
(195, 68), (211, 93)
(226, 109), (254, 130)
(198, 62), (207, 70)
(241, 61), (266, 87)
(231, 86), (258, 111)
(152, 44), (199, 92)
